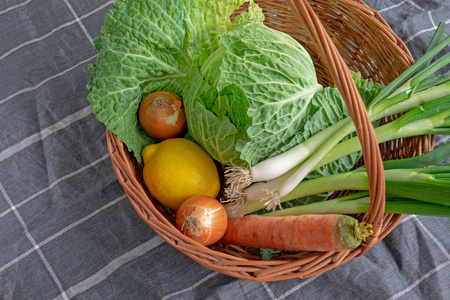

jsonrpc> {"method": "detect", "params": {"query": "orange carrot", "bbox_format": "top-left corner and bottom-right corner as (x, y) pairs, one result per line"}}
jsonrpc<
(220, 214), (372, 252)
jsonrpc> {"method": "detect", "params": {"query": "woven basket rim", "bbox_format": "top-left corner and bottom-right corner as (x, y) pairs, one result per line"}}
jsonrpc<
(104, 0), (430, 281)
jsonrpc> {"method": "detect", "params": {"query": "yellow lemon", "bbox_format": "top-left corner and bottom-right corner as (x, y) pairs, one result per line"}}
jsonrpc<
(142, 138), (220, 210)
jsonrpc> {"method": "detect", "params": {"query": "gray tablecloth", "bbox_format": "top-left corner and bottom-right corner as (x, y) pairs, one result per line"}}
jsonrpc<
(1, 1), (449, 299)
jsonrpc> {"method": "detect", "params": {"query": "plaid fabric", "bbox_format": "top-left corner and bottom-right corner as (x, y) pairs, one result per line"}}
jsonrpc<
(0, 1), (449, 299)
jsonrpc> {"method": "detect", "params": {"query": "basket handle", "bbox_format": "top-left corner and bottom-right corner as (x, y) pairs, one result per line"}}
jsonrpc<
(285, 0), (386, 247)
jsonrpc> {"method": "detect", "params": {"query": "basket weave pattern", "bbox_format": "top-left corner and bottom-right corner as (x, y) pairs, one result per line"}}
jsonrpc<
(106, 0), (434, 281)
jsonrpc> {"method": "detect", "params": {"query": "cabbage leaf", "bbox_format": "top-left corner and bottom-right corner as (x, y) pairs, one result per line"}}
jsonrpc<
(87, 0), (244, 162)
(185, 8), (323, 166)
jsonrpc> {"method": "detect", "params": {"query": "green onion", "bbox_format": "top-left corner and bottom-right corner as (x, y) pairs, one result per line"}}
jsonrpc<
(224, 23), (450, 210)
(315, 96), (450, 170)
(231, 94), (449, 211)
(261, 194), (450, 218)
(225, 144), (450, 217)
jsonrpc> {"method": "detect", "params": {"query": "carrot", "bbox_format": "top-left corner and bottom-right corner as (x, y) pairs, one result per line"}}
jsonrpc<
(219, 214), (372, 252)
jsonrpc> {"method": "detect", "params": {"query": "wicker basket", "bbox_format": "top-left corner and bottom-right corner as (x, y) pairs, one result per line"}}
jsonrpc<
(106, 0), (434, 281)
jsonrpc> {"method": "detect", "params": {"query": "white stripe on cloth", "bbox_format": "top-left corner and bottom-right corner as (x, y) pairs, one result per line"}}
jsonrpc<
(414, 216), (450, 259)
(0, 54), (97, 106)
(402, 0), (450, 45)
(0, 0), (33, 16)
(62, 0), (94, 45)
(387, 261), (450, 300)
(0, 0), (114, 62)
(0, 153), (110, 219)
(159, 258), (312, 299)
(277, 275), (322, 300)
(160, 272), (218, 300)
(262, 282), (277, 300)
(0, 182), (69, 300)
(386, 216), (450, 299)
(428, 11), (437, 28)
(398, 214), (415, 224)
(405, 0), (426, 12)
(404, 21), (450, 45)
(378, 1), (407, 14)
(0, 105), (92, 163)
(0, 19), (79, 61)
(436, 135), (450, 146)
(378, 0), (447, 45)
(0, 194), (126, 273)
(52, 235), (165, 300)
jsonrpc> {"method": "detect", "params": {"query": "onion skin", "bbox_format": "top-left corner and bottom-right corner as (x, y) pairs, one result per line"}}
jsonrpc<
(138, 91), (187, 140)
(176, 196), (228, 246)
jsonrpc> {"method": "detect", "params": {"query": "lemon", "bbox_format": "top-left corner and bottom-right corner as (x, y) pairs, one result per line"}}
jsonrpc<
(142, 138), (220, 210)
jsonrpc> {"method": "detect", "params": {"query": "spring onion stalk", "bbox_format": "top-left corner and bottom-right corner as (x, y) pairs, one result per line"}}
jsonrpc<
(225, 76), (450, 196)
(315, 96), (450, 170)
(225, 76), (450, 204)
(225, 163), (299, 206)
(256, 61), (450, 208)
(261, 193), (450, 218)
(230, 92), (450, 211)
(368, 23), (450, 106)
(224, 143), (450, 217)
(227, 165), (450, 217)
(224, 24), (450, 204)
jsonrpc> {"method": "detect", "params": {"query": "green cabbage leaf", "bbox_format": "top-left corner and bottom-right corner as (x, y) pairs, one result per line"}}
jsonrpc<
(87, 0), (244, 162)
(185, 7), (322, 167)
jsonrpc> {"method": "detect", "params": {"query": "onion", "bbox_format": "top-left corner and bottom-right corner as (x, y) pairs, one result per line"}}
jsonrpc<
(138, 91), (187, 140)
(176, 195), (228, 246)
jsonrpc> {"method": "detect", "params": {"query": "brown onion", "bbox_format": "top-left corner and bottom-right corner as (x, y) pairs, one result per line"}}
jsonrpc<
(138, 91), (187, 140)
(176, 195), (228, 246)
